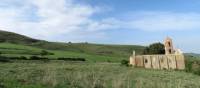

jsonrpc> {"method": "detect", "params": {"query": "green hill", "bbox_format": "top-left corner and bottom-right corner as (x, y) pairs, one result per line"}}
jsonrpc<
(0, 43), (124, 62)
(0, 30), (39, 44)
(0, 30), (145, 55)
(0, 30), (145, 62)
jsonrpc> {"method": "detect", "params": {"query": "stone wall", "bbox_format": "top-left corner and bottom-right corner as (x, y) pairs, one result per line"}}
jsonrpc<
(129, 54), (185, 70)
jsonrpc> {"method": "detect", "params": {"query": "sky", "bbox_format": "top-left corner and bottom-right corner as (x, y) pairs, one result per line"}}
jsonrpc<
(0, 0), (200, 53)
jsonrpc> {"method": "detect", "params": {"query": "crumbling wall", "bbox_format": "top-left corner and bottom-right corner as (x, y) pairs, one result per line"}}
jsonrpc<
(151, 56), (160, 69)
(159, 55), (169, 70)
(135, 56), (144, 67)
(167, 55), (177, 69)
(129, 54), (185, 70)
(143, 55), (152, 69)
(176, 55), (185, 70)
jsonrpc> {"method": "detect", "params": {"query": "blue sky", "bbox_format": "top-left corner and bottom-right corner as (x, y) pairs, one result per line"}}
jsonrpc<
(0, 0), (200, 53)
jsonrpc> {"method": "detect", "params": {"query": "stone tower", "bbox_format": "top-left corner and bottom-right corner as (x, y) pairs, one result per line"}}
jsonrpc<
(164, 37), (174, 55)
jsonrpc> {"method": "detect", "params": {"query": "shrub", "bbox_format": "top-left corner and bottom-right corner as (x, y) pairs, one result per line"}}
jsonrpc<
(29, 56), (37, 60)
(0, 56), (28, 62)
(107, 60), (111, 63)
(9, 56), (28, 60)
(19, 56), (27, 60)
(30, 56), (41, 60)
(29, 56), (50, 62)
(0, 56), (10, 62)
(57, 57), (86, 61)
(120, 60), (129, 66)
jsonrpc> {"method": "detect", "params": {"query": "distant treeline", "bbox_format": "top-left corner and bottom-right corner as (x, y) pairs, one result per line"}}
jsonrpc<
(0, 56), (86, 62)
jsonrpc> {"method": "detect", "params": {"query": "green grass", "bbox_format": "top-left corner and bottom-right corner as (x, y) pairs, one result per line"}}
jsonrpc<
(30, 42), (145, 58)
(0, 43), (42, 55)
(0, 61), (200, 88)
(0, 43), (126, 62)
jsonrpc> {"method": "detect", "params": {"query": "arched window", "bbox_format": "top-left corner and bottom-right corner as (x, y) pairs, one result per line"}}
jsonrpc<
(145, 59), (148, 63)
(169, 49), (171, 53)
(168, 42), (171, 47)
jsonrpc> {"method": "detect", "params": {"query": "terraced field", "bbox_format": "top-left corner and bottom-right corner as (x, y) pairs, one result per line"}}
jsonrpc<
(0, 43), (128, 62)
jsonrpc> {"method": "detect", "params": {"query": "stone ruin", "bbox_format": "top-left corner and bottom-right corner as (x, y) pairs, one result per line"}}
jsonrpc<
(129, 37), (185, 70)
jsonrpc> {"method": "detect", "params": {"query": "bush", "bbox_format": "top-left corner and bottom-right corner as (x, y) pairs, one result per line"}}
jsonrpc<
(57, 57), (86, 61)
(40, 50), (54, 56)
(40, 50), (49, 56)
(20, 56), (27, 60)
(9, 56), (28, 60)
(0, 56), (28, 62)
(30, 56), (49, 60)
(0, 56), (10, 62)
(107, 60), (111, 63)
(120, 60), (129, 66)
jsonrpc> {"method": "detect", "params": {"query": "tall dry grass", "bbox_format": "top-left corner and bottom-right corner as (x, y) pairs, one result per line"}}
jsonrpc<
(0, 61), (200, 88)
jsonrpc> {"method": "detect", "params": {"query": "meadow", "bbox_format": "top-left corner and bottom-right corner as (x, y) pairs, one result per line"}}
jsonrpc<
(1, 61), (200, 88)
(0, 43), (128, 62)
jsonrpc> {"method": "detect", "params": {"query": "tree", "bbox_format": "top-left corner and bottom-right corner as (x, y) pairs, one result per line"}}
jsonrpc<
(143, 42), (165, 55)
(0, 51), (2, 56)
(121, 59), (129, 67)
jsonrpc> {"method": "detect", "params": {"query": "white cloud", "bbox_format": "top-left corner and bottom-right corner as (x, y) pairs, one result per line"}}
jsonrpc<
(0, 0), (106, 41)
(123, 11), (200, 31)
(86, 11), (200, 31)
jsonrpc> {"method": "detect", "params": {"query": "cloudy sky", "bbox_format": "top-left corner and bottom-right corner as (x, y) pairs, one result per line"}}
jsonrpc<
(0, 0), (200, 53)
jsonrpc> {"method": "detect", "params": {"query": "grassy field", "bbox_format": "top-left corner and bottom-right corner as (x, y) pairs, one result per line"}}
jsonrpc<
(0, 43), (128, 62)
(1, 43), (200, 88)
(1, 61), (200, 88)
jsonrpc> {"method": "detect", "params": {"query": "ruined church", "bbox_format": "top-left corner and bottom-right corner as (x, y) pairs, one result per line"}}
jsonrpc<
(129, 37), (185, 70)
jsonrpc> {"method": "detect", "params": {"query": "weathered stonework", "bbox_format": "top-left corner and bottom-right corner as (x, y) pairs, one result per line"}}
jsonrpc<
(167, 55), (176, 69)
(129, 37), (185, 70)
(135, 56), (144, 67)
(151, 56), (160, 69)
(130, 54), (185, 70)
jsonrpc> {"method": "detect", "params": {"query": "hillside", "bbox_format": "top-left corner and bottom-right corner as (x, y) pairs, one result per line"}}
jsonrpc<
(0, 30), (39, 44)
(0, 30), (145, 58)
(0, 43), (135, 62)
(185, 53), (200, 58)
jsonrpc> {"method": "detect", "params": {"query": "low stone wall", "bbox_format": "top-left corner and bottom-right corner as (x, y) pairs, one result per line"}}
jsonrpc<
(129, 54), (185, 70)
